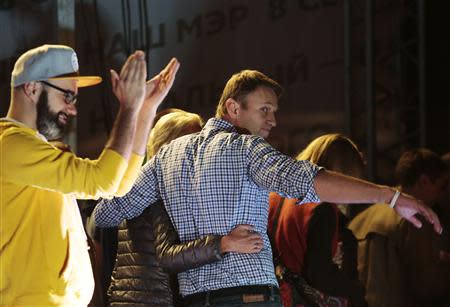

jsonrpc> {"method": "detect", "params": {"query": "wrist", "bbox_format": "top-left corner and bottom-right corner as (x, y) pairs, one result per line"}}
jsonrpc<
(137, 108), (157, 126)
(140, 102), (158, 115)
(220, 235), (233, 253)
(389, 189), (401, 208)
(379, 186), (394, 204)
(118, 104), (140, 119)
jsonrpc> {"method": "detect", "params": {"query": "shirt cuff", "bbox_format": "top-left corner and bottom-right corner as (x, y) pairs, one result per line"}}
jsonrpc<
(297, 166), (323, 204)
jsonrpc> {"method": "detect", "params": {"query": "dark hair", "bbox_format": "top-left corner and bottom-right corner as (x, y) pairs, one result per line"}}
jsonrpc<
(215, 70), (282, 118)
(395, 148), (448, 187)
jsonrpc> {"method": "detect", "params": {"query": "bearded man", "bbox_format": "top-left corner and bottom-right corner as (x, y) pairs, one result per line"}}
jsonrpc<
(0, 44), (179, 306)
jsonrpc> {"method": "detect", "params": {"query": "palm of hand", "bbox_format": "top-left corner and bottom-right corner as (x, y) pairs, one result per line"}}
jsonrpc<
(143, 58), (179, 108)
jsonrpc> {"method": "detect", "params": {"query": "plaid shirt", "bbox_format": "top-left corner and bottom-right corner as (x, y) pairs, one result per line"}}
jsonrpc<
(94, 118), (321, 296)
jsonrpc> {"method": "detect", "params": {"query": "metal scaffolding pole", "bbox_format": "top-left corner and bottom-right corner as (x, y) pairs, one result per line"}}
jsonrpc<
(344, 0), (352, 137)
(365, 0), (375, 181)
(418, 0), (426, 147)
(57, 0), (76, 152)
(345, 0), (426, 183)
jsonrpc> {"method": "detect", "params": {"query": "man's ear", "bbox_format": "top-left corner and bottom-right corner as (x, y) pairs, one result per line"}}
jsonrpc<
(22, 82), (41, 104)
(225, 98), (240, 119)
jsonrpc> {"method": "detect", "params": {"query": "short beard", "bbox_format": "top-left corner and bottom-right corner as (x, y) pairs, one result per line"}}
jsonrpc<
(36, 90), (68, 140)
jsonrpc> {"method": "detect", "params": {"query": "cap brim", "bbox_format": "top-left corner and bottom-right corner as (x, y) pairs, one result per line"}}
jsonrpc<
(48, 76), (102, 88)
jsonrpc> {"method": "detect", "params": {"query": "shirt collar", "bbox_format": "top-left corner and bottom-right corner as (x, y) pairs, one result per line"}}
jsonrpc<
(204, 118), (238, 133)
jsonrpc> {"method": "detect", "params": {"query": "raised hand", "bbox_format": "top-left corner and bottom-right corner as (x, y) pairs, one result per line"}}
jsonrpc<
(142, 57), (180, 111)
(220, 224), (264, 254)
(110, 50), (147, 110)
(394, 192), (442, 234)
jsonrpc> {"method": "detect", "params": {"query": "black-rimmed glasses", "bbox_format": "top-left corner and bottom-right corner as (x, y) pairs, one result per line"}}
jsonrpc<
(41, 81), (77, 105)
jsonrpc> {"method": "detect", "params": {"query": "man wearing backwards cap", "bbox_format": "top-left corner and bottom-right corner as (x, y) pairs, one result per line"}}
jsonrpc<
(0, 44), (179, 306)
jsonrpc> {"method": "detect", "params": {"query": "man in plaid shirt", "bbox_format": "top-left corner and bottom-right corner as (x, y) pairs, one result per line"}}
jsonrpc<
(94, 70), (442, 306)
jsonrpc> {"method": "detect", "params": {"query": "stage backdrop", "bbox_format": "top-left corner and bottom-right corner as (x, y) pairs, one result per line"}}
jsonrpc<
(79, 0), (345, 156)
(1, 0), (345, 158)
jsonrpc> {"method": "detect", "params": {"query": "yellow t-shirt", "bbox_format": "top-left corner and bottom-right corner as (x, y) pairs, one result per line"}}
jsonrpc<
(0, 119), (143, 306)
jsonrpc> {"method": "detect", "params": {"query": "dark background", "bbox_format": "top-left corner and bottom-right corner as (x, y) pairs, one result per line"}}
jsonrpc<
(0, 0), (448, 185)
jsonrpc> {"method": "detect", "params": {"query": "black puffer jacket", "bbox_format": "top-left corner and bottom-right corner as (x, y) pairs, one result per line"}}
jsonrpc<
(108, 201), (222, 307)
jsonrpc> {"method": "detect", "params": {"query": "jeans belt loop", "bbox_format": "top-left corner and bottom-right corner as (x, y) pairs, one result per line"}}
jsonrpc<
(269, 285), (275, 301)
(205, 291), (211, 306)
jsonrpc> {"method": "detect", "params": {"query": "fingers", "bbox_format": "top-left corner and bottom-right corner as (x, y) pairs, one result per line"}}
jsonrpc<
(131, 51), (146, 83)
(166, 58), (180, 87)
(242, 235), (264, 253)
(134, 50), (145, 60)
(110, 69), (119, 91)
(434, 221), (443, 235)
(419, 204), (443, 234)
(112, 50), (148, 108)
(120, 52), (135, 80)
(247, 234), (263, 241)
(246, 234), (263, 244)
(233, 224), (254, 232)
(163, 57), (180, 82)
(141, 58), (179, 107)
(412, 197), (442, 233)
(135, 56), (146, 84)
(127, 53), (140, 82)
(140, 53), (147, 82)
(396, 194), (443, 234)
(158, 58), (180, 90)
(160, 57), (179, 78)
(405, 214), (422, 229)
(223, 229), (263, 253)
(120, 50), (145, 81)
(230, 225), (256, 237)
(145, 78), (157, 96)
(125, 52), (145, 82)
(433, 223), (442, 234)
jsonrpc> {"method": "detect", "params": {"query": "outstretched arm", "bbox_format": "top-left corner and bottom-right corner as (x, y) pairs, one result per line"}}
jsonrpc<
(313, 169), (442, 234)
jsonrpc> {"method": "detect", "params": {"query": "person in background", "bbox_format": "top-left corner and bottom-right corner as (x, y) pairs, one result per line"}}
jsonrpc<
(349, 148), (450, 307)
(268, 133), (368, 307)
(435, 152), (450, 257)
(107, 109), (264, 307)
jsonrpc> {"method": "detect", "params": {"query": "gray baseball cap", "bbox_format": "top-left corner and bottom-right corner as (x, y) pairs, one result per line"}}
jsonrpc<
(11, 44), (102, 88)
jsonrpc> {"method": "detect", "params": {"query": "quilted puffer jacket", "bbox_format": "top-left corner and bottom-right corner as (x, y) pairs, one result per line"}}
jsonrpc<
(108, 201), (222, 307)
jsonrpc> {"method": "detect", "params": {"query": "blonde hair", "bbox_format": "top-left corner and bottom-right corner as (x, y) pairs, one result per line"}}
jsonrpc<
(296, 133), (364, 177)
(146, 109), (204, 158)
